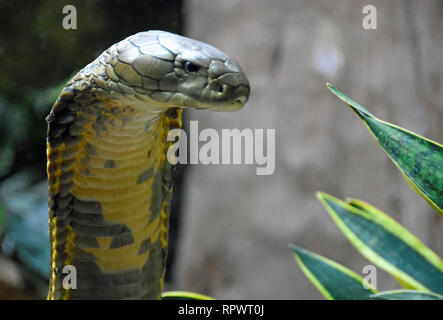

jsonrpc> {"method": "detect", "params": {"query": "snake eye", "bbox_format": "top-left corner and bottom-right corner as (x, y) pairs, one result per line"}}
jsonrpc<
(184, 61), (199, 73)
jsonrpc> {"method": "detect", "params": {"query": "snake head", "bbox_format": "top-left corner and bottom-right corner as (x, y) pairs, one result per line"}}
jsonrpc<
(99, 30), (250, 112)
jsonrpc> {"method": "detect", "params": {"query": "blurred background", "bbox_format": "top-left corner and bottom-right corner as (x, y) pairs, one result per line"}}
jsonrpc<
(0, 0), (442, 299)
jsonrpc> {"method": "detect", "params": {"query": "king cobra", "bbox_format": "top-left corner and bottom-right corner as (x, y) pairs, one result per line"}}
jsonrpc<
(46, 30), (250, 299)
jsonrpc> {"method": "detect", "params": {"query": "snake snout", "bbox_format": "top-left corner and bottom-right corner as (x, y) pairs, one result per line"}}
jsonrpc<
(220, 71), (250, 110)
(230, 81), (250, 106)
(232, 87), (249, 106)
(204, 58), (249, 110)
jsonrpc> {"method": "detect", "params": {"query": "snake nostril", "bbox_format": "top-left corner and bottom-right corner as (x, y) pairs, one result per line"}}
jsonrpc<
(210, 81), (224, 93)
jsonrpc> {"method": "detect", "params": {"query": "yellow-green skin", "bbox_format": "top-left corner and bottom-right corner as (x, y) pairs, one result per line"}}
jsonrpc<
(46, 31), (250, 299)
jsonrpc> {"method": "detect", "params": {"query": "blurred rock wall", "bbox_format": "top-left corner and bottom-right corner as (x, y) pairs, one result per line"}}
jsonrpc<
(172, 0), (443, 299)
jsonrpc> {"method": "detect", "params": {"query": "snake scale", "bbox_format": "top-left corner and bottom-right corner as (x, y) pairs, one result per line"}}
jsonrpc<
(46, 31), (250, 299)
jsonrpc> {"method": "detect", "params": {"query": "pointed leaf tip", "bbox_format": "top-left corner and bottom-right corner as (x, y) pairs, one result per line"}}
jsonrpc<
(326, 85), (443, 215)
(327, 84), (375, 118)
(292, 245), (376, 300)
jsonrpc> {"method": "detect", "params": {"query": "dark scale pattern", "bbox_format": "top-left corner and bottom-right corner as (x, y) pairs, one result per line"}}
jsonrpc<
(47, 76), (181, 300)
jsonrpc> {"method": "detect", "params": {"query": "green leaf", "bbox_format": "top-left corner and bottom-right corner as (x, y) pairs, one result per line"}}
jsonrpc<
(161, 291), (214, 300)
(327, 83), (443, 215)
(371, 290), (443, 300)
(317, 192), (443, 294)
(291, 245), (376, 300)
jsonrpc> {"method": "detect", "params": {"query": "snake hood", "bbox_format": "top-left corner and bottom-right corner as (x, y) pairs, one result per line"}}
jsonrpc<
(89, 30), (250, 112)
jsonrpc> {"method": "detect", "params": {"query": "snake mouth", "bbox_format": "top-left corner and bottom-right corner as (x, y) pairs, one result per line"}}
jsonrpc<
(234, 96), (247, 105)
(224, 84), (250, 111)
(205, 97), (248, 112)
(204, 81), (250, 111)
(232, 86), (249, 106)
(180, 81), (250, 111)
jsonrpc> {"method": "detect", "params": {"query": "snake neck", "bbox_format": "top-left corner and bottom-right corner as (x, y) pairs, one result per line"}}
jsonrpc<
(46, 76), (182, 299)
